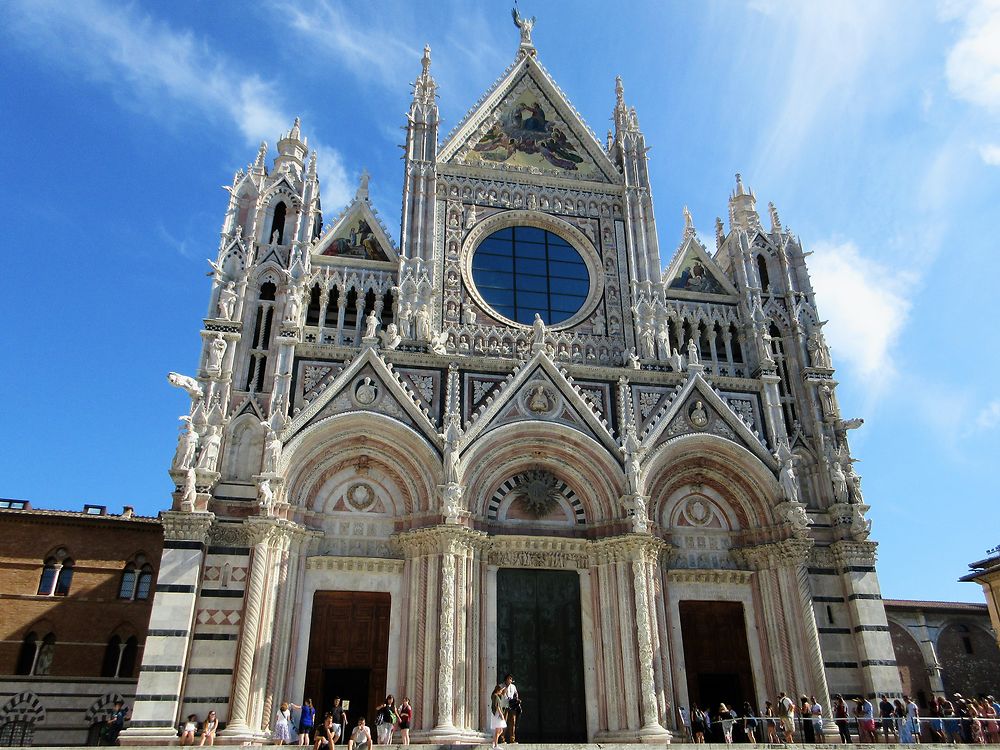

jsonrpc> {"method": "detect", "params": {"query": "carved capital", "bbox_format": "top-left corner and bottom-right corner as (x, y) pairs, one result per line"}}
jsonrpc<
(829, 539), (878, 568)
(736, 537), (813, 570)
(161, 510), (215, 543)
(393, 524), (488, 558)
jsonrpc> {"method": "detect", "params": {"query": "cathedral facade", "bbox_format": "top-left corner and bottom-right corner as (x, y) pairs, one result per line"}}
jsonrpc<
(124, 24), (900, 745)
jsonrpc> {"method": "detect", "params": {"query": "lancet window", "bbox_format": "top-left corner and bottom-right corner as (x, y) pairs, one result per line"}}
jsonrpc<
(245, 281), (276, 392)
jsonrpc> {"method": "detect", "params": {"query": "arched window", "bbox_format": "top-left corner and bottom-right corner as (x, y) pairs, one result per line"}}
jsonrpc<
(0, 720), (34, 747)
(118, 566), (136, 600)
(34, 633), (55, 675)
(269, 201), (287, 245)
(37, 548), (72, 596)
(246, 282), (277, 392)
(136, 565), (154, 600)
(54, 559), (74, 596)
(101, 635), (122, 677)
(119, 636), (139, 677)
(15, 632), (37, 675)
(756, 254), (770, 292)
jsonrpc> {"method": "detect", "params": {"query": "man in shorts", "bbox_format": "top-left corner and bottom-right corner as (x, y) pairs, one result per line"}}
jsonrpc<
(502, 674), (520, 743)
(314, 715), (335, 750)
(330, 698), (347, 745)
(778, 692), (795, 742)
(347, 718), (372, 750)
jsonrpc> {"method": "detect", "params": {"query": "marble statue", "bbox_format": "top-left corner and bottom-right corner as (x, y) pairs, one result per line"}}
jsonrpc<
(180, 467), (197, 511)
(415, 305), (431, 341)
(808, 330), (832, 368)
(592, 316), (606, 336)
(363, 310), (380, 339)
(167, 372), (203, 402)
(850, 503), (872, 540)
(271, 229), (280, 245)
(846, 462), (864, 504)
(443, 416), (461, 485)
(206, 336), (226, 373)
(511, 7), (536, 47)
(687, 338), (700, 366)
(670, 348), (685, 373)
(630, 493), (649, 533)
(776, 446), (800, 504)
(623, 424), (643, 495)
(689, 400), (709, 428)
(380, 323), (402, 350)
(628, 349), (641, 369)
(819, 384), (836, 418)
(783, 501), (810, 533)
(217, 282), (237, 320)
(430, 330), (449, 355)
(462, 307), (477, 325)
(532, 313), (546, 346)
(528, 385), (549, 412)
(400, 303), (413, 338)
(284, 284), (302, 324)
(261, 423), (281, 474)
(196, 425), (222, 470)
(259, 478), (274, 514)
(829, 453), (849, 504)
(641, 327), (655, 358)
(465, 203), (477, 228)
(172, 416), (199, 470)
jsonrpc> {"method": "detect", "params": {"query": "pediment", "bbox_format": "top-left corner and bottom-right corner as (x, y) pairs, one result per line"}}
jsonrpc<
(462, 351), (617, 453)
(641, 371), (774, 467)
(663, 236), (738, 299)
(439, 55), (619, 184)
(282, 349), (440, 449)
(312, 193), (397, 265)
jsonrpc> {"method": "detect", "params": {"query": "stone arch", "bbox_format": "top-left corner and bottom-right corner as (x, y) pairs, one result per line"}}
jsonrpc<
(887, 619), (934, 708)
(645, 433), (780, 534)
(937, 620), (1000, 697)
(282, 412), (439, 526)
(462, 421), (623, 526)
(486, 469), (585, 527)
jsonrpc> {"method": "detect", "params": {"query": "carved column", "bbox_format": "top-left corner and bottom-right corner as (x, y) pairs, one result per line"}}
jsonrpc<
(629, 537), (672, 740)
(119, 512), (214, 744)
(221, 517), (282, 740)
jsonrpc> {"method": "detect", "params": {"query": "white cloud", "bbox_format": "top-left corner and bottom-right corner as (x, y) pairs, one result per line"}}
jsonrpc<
(945, 0), (1000, 115)
(975, 399), (1000, 429)
(979, 143), (1000, 165)
(807, 240), (915, 387)
(5, 0), (351, 206)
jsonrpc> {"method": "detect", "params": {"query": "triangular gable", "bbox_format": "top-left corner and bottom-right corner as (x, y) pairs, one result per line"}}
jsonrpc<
(439, 55), (619, 184)
(662, 236), (738, 299)
(641, 371), (774, 467)
(462, 350), (617, 453)
(281, 348), (441, 449)
(313, 195), (398, 265)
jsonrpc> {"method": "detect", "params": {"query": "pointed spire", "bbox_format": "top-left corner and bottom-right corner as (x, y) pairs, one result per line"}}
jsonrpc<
(308, 151), (317, 179)
(615, 75), (625, 107)
(729, 172), (761, 231)
(289, 116), (301, 142)
(734, 172), (746, 196)
(356, 169), (370, 201)
(716, 217), (725, 249)
(768, 201), (782, 233)
(254, 141), (268, 170)
(412, 43), (436, 106)
(682, 205), (696, 240)
(606, 129), (613, 152)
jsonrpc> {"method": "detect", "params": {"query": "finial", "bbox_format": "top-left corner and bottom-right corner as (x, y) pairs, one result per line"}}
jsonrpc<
(606, 129), (614, 151)
(421, 44), (431, 76)
(511, 6), (536, 54)
(683, 205), (695, 239)
(734, 172), (745, 195)
(715, 217), (725, 249)
(356, 169), (370, 201)
(290, 117), (301, 140)
(615, 75), (625, 106)
(255, 141), (268, 168)
(308, 151), (317, 178)
(768, 201), (782, 232)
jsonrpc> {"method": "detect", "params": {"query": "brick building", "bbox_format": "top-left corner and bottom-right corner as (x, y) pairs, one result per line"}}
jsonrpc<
(0, 500), (163, 746)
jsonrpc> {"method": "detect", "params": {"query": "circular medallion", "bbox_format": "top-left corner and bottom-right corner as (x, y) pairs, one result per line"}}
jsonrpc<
(354, 377), (379, 406)
(346, 482), (376, 511)
(687, 399), (709, 429)
(684, 497), (713, 526)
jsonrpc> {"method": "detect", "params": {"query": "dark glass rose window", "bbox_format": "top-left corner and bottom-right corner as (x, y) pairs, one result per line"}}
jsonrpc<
(471, 226), (590, 325)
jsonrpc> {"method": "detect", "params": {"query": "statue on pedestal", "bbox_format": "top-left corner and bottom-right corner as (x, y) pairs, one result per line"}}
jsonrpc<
(380, 323), (402, 350)
(172, 416), (199, 470)
(259, 478), (275, 515)
(687, 338), (700, 366)
(532, 313), (546, 350)
(829, 450), (849, 505)
(180, 467), (197, 512)
(196, 425), (222, 470)
(261, 423), (281, 474)
(363, 310), (380, 339)
(776, 443), (800, 504)
(415, 305), (431, 341)
(206, 336), (226, 374)
(622, 424), (644, 496)
(217, 282), (237, 320)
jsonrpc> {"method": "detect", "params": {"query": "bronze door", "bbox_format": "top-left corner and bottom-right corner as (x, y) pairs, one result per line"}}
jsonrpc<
(679, 600), (756, 716)
(304, 591), (390, 724)
(496, 569), (587, 742)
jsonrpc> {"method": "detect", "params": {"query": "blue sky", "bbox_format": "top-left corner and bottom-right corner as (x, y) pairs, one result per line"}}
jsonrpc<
(2, 0), (998, 602)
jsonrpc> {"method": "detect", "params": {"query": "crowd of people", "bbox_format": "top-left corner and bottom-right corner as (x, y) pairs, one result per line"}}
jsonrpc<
(675, 692), (1000, 745)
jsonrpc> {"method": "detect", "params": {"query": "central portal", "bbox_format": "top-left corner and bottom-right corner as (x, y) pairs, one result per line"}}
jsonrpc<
(679, 600), (756, 715)
(496, 568), (586, 742)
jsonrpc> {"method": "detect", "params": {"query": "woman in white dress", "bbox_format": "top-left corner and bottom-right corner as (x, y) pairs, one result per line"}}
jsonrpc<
(490, 684), (507, 748)
(274, 701), (295, 745)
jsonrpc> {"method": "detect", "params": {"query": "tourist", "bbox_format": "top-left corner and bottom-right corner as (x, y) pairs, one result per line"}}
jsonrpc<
(502, 674), (520, 744)
(834, 695), (851, 744)
(928, 697), (945, 743)
(894, 699), (913, 744)
(904, 695), (920, 744)
(967, 700), (985, 744)
(982, 697), (999, 743)
(741, 701), (757, 744)
(314, 714), (335, 750)
(291, 700), (315, 745)
(880, 694), (896, 742)
(764, 700), (779, 743)
(719, 703), (735, 744)
(374, 695), (398, 745)
(180, 714), (199, 746)
(274, 701), (295, 745)
(348, 717), (372, 750)
(490, 683), (507, 748)
(778, 692), (795, 743)
(677, 705), (691, 740)
(690, 703), (706, 744)
(397, 698), (413, 746)
(942, 695), (962, 743)
(200, 711), (218, 746)
(331, 697), (347, 745)
(811, 695), (824, 741)
(102, 700), (129, 746)
(801, 696), (815, 743)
